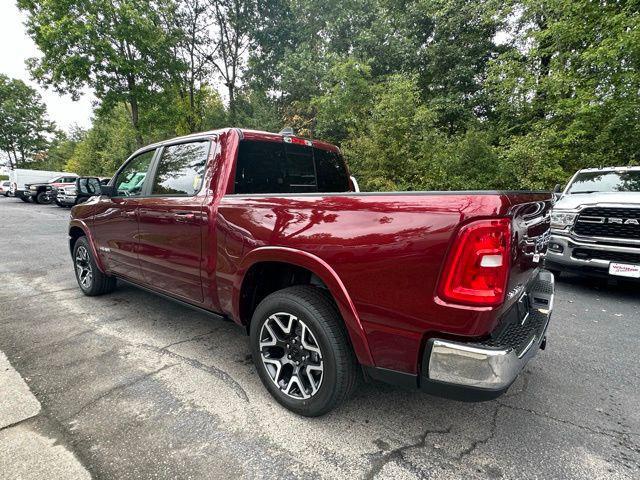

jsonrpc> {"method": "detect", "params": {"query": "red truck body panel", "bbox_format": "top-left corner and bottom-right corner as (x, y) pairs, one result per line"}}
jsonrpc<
(70, 128), (552, 376)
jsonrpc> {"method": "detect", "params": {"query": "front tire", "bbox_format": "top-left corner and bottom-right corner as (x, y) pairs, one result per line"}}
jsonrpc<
(73, 236), (117, 296)
(36, 191), (53, 204)
(250, 286), (357, 416)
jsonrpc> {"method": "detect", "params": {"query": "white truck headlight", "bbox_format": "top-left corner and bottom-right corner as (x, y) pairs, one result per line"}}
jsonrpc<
(29, 185), (37, 191)
(551, 211), (577, 229)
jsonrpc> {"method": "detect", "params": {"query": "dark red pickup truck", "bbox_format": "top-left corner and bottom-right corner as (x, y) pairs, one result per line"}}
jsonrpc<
(69, 128), (554, 416)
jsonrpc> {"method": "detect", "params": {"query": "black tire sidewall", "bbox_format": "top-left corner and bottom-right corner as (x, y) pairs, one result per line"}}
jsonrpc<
(36, 191), (52, 204)
(250, 288), (345, 416)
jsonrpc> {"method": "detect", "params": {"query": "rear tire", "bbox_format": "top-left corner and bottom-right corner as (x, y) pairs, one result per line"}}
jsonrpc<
(73, 236), (117, 296)
(250, 285), (358, 416)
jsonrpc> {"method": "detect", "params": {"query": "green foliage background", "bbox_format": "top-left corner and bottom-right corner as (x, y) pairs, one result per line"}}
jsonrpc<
(5, 0), (640, 191)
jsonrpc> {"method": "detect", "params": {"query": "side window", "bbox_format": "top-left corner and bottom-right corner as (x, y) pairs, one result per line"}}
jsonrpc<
(151, 142), (210, 196)
(114, 150), (155, 197)
(235, 140), (287, 194)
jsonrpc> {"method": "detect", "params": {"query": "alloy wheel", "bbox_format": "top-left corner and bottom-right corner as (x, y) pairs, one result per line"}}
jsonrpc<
(259, 312), (324, 400)
(75, 246), (93, 289)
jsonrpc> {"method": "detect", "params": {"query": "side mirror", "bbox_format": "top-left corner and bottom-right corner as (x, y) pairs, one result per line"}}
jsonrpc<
(100, 185), (117, 197)
(553, 184), (562, 193)
(77, 177), (102, 196)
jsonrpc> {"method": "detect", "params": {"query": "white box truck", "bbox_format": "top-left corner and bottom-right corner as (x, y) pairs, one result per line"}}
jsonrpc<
(9, 169), (77, 203)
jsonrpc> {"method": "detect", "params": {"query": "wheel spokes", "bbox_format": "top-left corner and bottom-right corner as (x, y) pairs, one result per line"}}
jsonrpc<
(75, 246), (92, 289)
(259, 313), (324, 400)
(300, 323), (321, 354)
(284, 374), (309, 399)
(305, 364), (323, 395)
(261, 356), (283, 385)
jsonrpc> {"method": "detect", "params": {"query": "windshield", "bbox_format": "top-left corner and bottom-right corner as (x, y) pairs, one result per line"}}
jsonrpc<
(567, 171), (640, 194)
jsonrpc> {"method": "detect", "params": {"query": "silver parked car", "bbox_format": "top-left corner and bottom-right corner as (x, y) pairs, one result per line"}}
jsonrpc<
(0, 180), (11, 197)
(546, 166), (640, 280)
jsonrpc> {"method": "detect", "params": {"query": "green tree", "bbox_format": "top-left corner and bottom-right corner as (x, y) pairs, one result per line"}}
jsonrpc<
(489, 0), (640, 183)
(30, 128), (84, 171)
(0, 74), (54, 169)
(66, 105), (138, 175)
(18, 0), (182, 145)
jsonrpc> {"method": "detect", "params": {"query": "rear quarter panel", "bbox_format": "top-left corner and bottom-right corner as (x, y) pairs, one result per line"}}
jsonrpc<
(218, 192), (553, 373)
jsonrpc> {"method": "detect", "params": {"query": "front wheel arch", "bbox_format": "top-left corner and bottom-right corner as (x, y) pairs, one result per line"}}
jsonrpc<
(68, 221), (107, 274)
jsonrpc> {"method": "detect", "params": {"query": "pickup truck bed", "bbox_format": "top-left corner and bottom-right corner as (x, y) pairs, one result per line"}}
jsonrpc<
(69, 128), (555, 416)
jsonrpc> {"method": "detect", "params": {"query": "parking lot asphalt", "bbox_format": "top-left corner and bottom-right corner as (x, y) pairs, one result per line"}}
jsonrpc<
(0, 197), (638, 480)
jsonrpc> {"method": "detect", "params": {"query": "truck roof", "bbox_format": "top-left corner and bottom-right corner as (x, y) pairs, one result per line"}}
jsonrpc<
(139, 128), (340, 155)
(578, 165), (640, 172)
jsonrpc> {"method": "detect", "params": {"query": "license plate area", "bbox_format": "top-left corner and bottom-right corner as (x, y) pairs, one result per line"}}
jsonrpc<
(609, 262), (640, 278)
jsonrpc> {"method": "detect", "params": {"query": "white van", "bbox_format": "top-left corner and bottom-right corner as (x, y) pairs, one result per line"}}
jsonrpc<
(9, 169), (77, 202)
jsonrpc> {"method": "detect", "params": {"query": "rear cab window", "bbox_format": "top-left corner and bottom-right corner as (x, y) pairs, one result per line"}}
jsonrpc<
(234, 140), (350, 194)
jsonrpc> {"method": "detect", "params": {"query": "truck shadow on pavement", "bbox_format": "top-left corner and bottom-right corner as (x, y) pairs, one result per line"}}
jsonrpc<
(2, 270), (638, 479)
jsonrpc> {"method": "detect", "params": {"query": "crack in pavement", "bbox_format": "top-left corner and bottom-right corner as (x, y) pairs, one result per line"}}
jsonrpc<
(136, 343), (250, 403)
(63, 364), (177, 421)
(498, 401), (640, 441)
(364, 425), (453, 479)
(16, 317), (129, 357)
(498, 401), (640, 469)
(160, 329), (221, 350)
(456, 403), (501, 460)
(0, 286), (80, 305)
(0, 414), (38, 434)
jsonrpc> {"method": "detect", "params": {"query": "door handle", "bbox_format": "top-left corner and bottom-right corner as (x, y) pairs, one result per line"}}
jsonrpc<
(174, 212), (197, 222)
(122, 211), (136, 218)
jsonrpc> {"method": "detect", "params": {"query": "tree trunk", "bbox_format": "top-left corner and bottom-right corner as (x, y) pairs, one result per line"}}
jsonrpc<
(130, 97), (143, 146)
(535, 13), (551, 119)
(5, 148), (16, 169)
(126, 74), (144, 146)
(16, 146), (25, 168)
(227, 82), (236, 125)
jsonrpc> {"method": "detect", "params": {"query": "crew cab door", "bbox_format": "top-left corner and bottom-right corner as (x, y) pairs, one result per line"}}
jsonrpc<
(136, 140), (211, 304)
(91, 149), (156, 282)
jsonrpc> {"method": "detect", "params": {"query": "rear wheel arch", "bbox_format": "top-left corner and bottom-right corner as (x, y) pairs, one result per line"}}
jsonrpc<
(235, 249), (374, 366)
(239, 261), (327, 325)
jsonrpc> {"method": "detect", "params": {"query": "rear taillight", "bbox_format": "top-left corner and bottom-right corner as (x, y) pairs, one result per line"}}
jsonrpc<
(438, 218), (512, 307)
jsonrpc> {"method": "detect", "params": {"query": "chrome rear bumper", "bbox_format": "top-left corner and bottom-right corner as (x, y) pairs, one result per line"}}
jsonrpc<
(421, 270), (554, 399)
